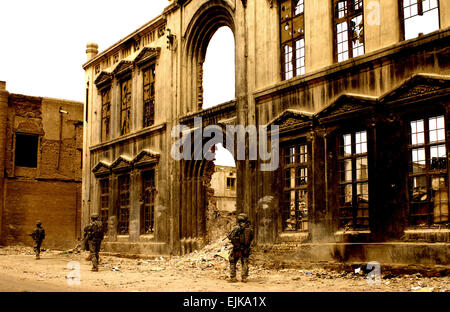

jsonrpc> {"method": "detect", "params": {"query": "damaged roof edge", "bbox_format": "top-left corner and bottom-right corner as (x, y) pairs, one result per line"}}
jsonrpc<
(82, 13), (168, 70)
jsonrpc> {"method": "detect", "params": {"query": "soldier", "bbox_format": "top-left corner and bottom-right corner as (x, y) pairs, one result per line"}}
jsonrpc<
(29, 220), (45, 260)
(226, 213), (254, 283)
(83, 213), (104, 272)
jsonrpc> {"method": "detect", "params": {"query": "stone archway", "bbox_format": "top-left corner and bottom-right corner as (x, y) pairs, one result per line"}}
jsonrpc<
(182, 0), (237, 114)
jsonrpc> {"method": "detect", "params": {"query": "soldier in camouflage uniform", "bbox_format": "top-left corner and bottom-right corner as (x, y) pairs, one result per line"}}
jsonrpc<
(227, 213), (254, 283)
(83, 213), (104, 272)
(29, 220), (45, 260)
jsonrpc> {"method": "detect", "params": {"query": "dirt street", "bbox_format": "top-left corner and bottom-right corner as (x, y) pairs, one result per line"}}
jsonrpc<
(0, 244), (448, 292)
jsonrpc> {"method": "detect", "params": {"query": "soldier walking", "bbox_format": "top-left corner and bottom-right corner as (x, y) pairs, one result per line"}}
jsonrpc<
(83, 213), (104, 272)
(226, 213), (254, 283)
(29, 220), (45, 260)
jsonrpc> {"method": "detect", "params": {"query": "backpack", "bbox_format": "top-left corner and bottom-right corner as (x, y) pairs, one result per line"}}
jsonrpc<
(91, 221), (104, 240)
(239, 227), (253, 248)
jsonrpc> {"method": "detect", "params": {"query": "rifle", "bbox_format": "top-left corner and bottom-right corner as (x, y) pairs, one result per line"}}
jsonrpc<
(222, 224), (243, 241)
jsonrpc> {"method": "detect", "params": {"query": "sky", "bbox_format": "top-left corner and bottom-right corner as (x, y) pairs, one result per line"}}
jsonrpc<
(0, 0), (236, 166)
(0, 0), (170, 101)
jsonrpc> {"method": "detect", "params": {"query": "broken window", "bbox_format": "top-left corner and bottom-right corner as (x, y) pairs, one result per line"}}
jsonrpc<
(120, 78), (132, 135)
(401, 0), (440, 40)
(100, 179), (110, 234)
(338, 131), (369, 229)
(141, 170), (155, 234)
(226, 177), (236, 191)
(408, 115), (449, 226)
(280, 0), (305, 80)
(118, 174), (130, 234)
(101, 87), (111, 142)
(282, 142), (309, 231)
(143, 65), (155, 128)
(333, 0), (364, 62)
(15, 134), (39, 168)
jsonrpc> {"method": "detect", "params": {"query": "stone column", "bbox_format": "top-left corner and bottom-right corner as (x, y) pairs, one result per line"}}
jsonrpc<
(108, 175), (118, 241)
(129, 170), (142, 242)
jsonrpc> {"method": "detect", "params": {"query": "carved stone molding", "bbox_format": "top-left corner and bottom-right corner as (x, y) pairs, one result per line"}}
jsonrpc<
(92, 161), (111, 177)
(133, 149), (160, 168)
(94, 71), (112, 89)
(135, 47), (161, 68)
(381, 74), (450, 104)
(266, 109), (314, 134)
(110, 155), (133, 173)
(15, 120), (44, 135)
(316, 94), (377, 122)
(112, 60), (133, 78)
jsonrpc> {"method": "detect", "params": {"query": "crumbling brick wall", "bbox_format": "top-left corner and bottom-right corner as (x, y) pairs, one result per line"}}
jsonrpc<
(0, 94), (83, 249)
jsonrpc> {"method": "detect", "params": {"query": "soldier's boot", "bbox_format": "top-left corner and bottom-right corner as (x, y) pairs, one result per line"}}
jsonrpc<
(241, 258), (249, 282)
(228, 262), (237, 283)
(91, 257), (99, 272)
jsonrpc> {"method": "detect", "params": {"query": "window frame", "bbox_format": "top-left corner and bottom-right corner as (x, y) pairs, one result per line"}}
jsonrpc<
(226, 176), (236, 191)
(407, 113), (449, 227)
(117, 174), (131, 235)
(142, 64), (156, 128)
(399, 0), (441, 41)
(100, 86), (111, 142)
(14, 133), (39, 168)
(141, 170), (156, 235)
(337, 129), (370, 230)
(120, 76), (132, 136)
(332, 0), (365, 63)
(99, 178), (110, 234)
(279, 0), (306, 80)
(281, 139), (310, 232)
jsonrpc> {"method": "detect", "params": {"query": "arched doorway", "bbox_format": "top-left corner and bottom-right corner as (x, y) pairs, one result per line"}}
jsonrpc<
(178, 1), (241, 254)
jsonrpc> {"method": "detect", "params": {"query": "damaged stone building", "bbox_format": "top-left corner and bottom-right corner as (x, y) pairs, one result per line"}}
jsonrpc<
(0, 82), (83, 249)
(82, 0), (450, 265)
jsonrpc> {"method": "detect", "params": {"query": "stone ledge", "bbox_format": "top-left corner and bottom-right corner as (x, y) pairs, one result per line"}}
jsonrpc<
(255, 242), (450, 266)
(102, 241), (169, 256)
(277, 232), (310, 243)
(403, 229), (450, 242)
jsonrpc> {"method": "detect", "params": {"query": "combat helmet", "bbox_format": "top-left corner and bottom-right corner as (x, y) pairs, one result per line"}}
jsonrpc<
(36, 220), (42, 225)
(91, 213), (99, 220)
(237, 213), (249, 223)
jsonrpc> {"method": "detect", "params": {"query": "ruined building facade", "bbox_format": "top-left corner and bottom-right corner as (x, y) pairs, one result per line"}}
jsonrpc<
(0, 82), (83, 249)
(83, 0), (450, 264)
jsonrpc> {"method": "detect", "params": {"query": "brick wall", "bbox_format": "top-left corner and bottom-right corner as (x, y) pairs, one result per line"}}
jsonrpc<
(0, 93), (83, 249)
(3, 180), (81, 249)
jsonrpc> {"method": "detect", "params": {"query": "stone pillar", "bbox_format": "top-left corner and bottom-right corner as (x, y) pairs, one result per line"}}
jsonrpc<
(129, 170), (142, 242)
(0, 82), (8, 244)
(108, 175), (118, 241)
